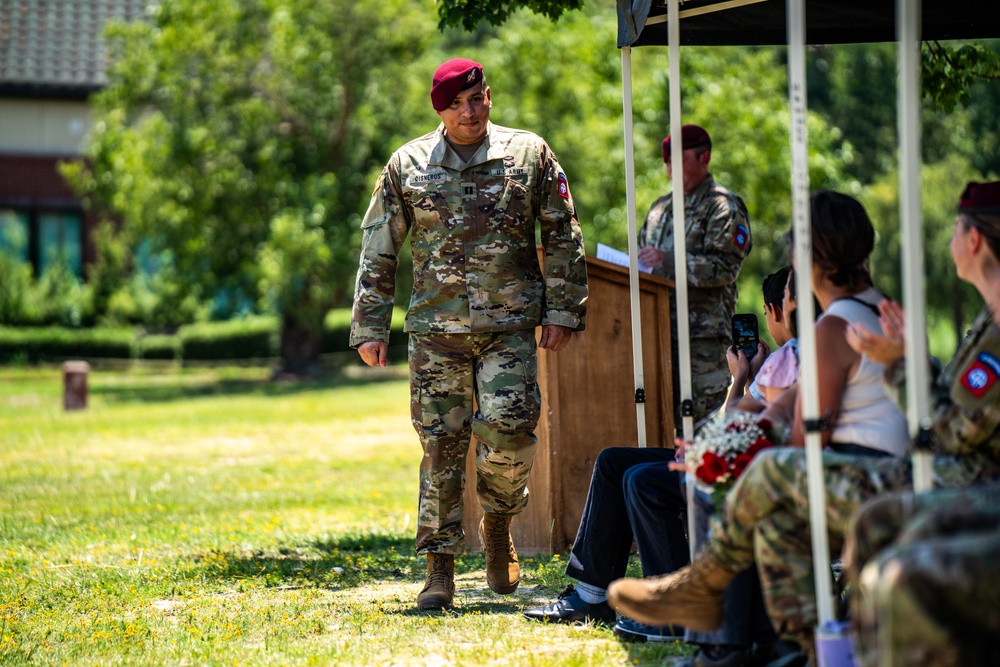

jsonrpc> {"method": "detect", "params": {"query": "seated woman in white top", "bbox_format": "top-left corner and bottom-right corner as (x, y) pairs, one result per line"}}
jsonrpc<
(764, 191), (909, 458)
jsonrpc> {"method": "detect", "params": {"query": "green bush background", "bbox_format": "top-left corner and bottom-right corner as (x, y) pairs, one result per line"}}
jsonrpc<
(0, 308), (407, 364)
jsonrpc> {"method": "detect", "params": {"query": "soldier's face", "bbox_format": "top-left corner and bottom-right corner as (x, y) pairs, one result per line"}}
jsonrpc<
(437, 82), (492, 145)
(666, 148), (710, 194)
(951, 215), (978, 282)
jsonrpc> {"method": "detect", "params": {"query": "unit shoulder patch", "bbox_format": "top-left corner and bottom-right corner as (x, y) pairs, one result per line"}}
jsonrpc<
(960, 351), (1000, 398)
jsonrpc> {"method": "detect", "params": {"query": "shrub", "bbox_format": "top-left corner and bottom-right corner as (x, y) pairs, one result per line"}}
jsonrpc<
(0, 326), (134, 363)
(178, 316), (278, 360)
(137, 333), (180, 360)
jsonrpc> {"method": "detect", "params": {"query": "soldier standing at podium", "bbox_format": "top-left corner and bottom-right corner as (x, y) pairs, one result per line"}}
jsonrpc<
(350, 58), (588, 611)
(638, 124), (752, 429)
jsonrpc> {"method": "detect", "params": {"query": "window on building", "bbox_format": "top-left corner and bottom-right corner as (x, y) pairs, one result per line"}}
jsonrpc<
(0, 209), (30, 261)
(38, 211), (83, 277)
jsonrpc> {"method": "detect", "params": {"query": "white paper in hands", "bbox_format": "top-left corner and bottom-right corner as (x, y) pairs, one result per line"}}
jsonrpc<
(596, 243), (652, 273)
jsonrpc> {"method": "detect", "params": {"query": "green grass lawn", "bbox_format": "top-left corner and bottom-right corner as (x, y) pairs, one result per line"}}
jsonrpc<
(0, 365), (691, 666)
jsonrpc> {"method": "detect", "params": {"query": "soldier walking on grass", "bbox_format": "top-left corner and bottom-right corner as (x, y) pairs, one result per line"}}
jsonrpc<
(350, 58), (588, 610)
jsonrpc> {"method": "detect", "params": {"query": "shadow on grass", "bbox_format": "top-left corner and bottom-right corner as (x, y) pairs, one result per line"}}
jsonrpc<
(181, 530), (496, 594)
(92, 367), (406, 404)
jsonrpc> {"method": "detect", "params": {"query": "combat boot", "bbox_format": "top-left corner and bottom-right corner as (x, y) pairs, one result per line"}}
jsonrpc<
(606, 550), (736, 632)
(480, 513), (519, 594)
(416, 553), (455, 610)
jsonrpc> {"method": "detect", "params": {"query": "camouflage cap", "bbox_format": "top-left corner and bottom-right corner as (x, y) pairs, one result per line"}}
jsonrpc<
(662, 124), (711, 162)
(431, 58), (484, 112)
(959, 181), (1000, 213)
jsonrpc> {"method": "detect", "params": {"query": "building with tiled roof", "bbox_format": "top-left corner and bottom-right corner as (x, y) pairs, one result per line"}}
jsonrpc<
(0, 0), (147, 280)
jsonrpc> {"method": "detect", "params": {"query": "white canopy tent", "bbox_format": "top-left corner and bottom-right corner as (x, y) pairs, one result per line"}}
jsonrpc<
(615, 0), (998, 627)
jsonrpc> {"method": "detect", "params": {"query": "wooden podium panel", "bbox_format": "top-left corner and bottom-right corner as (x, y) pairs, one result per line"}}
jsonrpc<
(462, 255), (675, 554)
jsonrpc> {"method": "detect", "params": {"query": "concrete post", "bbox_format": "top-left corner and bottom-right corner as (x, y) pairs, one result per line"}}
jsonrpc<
(62, 360), (90, 410)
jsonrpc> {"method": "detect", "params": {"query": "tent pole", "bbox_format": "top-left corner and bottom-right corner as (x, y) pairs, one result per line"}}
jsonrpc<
(898, 0), (933, 493)
(667, 0), (693, 446)
(667, 0), (704, 560)
(786, 0), (834, 627)
(621, 45), (648, 448)
(666, 0), (698, 558)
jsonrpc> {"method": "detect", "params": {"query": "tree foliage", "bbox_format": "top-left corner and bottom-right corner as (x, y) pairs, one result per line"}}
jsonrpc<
(923, 41), (1000, 113)
(64, 0), (437, 372)
(48, 0), (1000, 368)
(437, 0), (582, 31)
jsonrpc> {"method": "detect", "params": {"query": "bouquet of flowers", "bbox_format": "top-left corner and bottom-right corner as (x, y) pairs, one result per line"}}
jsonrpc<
(679, 411), (788, 509)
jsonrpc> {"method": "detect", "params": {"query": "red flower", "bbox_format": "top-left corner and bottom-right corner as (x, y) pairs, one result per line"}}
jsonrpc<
(696, 451), (729, 484)
(731, 452), (755, 478)
(746, 437), (772, 457)
(757, 418), (773, 432)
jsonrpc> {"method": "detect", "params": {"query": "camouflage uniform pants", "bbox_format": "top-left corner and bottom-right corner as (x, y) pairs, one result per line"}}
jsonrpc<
(409, 330), (540, 555)
(843, 483), (1000, 667)
(704, 448), (914, 643)
(706, 448), (1000, 651)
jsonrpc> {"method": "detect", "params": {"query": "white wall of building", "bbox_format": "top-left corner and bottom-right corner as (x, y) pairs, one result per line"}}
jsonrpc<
(0, 99), (91, 154)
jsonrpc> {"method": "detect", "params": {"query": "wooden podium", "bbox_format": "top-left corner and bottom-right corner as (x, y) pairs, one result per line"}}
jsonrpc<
(461, 255), (675, 555)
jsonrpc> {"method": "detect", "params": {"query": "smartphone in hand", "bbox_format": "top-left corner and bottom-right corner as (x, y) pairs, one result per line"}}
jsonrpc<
(731, 313), (759, 361)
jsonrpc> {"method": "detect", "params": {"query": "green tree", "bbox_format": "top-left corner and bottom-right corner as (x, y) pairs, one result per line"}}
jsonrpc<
(437, 0), (582, 31)
(862, 155), (984, 358)
(63, 0), (438, 374)
(443, 6), (850, 319)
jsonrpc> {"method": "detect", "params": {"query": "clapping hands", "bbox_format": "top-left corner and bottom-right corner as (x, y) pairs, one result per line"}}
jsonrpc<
(845, 298), (907, 365)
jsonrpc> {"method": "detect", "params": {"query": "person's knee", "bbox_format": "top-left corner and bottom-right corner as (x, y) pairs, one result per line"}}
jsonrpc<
(471, 414), (537, 451)
(624, 462), (664, 495)
(593, 447), (636, 478)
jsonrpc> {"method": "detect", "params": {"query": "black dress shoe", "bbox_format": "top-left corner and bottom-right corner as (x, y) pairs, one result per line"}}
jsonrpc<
(523, 585), (617, 624)
(613, 617), (686, 642)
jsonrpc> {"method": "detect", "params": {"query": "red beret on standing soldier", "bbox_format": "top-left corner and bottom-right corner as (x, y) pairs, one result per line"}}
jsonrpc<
(430, 58), (484, 112)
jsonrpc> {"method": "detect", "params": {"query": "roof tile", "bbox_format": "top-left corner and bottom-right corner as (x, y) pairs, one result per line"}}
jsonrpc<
(0, 0), (148, 97)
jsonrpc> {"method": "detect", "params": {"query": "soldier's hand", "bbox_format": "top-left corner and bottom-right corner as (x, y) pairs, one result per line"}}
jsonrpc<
(358, 341), (388, 367)
(845, 323), (904, 366)
(637, 246), (665, 269)
(539, 325), (572, 352)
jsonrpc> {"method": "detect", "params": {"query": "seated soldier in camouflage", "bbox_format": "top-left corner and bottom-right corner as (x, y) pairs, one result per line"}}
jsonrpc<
(606, 183), (1000, 663)
(843, 483), (1000, 667)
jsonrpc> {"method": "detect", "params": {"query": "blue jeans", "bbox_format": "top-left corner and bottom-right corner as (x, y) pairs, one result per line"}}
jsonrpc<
(565, 447), (690, 588)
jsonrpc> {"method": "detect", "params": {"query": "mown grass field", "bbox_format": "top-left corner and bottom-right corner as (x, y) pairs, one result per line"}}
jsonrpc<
(0, 364), (691, 666)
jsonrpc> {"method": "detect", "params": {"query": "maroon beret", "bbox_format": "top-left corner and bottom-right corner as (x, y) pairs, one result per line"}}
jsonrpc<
(662, 124), (712, 162)
(430, 58), (484, 112)
(958, 181), (1000, 213)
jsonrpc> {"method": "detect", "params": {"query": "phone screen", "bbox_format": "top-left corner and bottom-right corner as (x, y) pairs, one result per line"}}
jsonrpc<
(732, 314), (759, 360)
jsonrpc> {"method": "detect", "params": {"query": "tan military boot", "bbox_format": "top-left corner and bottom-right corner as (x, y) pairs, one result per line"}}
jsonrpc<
(606, 550), (735, 632)
(480, 513), (519, 594)
(416, 553), (455, 610)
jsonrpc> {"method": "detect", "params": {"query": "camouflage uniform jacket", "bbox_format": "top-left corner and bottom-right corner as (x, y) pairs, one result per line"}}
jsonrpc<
(884, 307), (1000, 487)
(638, 173), (751, 340)
(350, 122), (588, 346)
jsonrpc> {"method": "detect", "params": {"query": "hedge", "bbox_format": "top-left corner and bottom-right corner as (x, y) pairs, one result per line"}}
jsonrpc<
(0, 308), (408, 364)
(0, 326), (135, 363)
(178, 316), (279, 360)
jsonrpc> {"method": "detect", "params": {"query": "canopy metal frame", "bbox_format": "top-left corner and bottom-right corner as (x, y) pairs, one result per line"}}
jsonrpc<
(618, 0), (938, 625)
